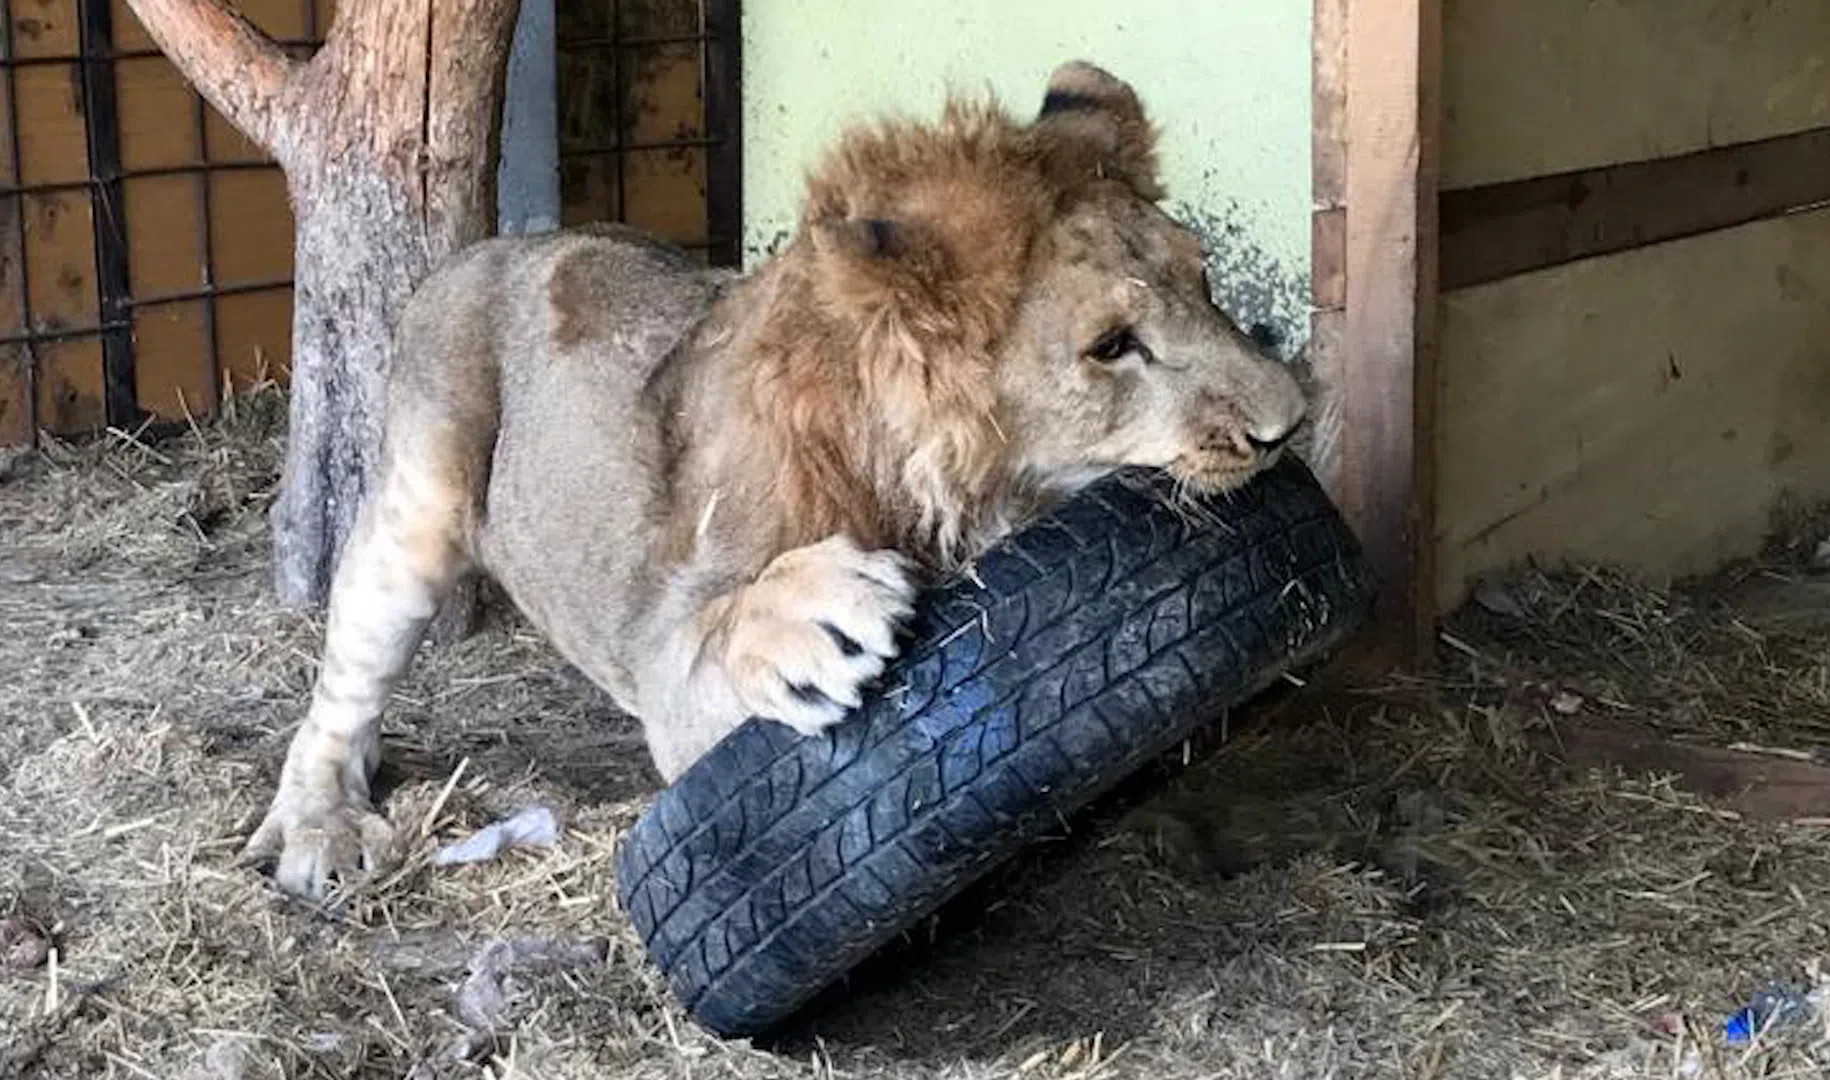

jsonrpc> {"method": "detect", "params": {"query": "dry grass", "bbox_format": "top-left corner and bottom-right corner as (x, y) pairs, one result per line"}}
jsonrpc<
(4, 396), (1830, 1079)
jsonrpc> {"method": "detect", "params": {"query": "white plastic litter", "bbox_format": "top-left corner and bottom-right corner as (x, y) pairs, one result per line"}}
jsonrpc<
(431, 805), (561, 866)
(404, 935), (608, 1078)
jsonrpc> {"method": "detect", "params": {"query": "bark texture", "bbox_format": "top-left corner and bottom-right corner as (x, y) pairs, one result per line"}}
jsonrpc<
(123, 0), (520, 610)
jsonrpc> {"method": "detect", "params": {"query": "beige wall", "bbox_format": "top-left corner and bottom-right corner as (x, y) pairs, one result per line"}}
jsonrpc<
(1443, 0), (1830, 188)
(1436, 209), (1830, 609)
(1435, 0), (1830, 611)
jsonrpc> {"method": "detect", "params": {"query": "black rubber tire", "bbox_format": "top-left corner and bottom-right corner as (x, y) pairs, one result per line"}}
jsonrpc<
(614, 456), (1374, 1037)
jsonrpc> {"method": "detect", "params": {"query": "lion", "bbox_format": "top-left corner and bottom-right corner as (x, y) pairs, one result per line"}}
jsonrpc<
(244, 61), (1309, 898)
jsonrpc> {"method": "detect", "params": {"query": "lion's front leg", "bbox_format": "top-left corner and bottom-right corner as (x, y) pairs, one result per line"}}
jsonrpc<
(720, 536), (918, 729)
(642, 535), (917, 780)
(244, 471), (469, 898)
(247, 703), (397, 899)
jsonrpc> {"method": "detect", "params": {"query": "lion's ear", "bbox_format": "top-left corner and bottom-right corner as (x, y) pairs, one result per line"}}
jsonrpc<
(809, 214), (954, 307)
(1033, 60), (1162, 200)
(818, 216), (909, 260)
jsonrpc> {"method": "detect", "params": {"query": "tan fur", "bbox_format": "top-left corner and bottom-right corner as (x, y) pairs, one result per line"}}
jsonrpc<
(244, 62), (1310, 899)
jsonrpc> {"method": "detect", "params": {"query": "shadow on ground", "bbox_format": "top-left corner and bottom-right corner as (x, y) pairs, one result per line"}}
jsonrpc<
(761, 684), (1484, 1065)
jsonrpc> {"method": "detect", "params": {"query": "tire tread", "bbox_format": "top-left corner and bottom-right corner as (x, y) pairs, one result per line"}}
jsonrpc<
(616, 459), (1373, 1035)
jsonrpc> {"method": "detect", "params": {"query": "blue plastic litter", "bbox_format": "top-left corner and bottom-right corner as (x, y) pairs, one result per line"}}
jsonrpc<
(1724, 983), (1818, 1045)
(1724, 1008), (1757, 1044)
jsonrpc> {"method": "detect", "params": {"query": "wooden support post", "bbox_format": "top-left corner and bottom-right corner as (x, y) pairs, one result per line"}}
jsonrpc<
(1307, 0), (1347, 497)
(1324, 0), (1441, 662)
(498, 0), (558, 236)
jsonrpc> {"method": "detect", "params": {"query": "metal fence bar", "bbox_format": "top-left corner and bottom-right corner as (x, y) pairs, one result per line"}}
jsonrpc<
(0, 160), (280, 199)
(0, 320), (130, 349)
(77, 0), (140, 429)
(702, 0), (742, 267)
(194, 84), (223, 411)
(129, 276), (293, 309)
(558, 135), (724, 159)
(1, 0), (39, 443)
(560, 32), (713, 51)
(608, 0), (628, 223)
(0, 279), (294, 347)
(1, 41), (322, 67)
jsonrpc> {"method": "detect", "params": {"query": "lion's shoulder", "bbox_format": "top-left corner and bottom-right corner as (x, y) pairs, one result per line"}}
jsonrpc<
(535, 228), (714, 353)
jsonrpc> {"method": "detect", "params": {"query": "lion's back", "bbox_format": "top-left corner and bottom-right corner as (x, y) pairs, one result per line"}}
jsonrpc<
(395, 223), (713, 394)
(388, 226), (723, 696)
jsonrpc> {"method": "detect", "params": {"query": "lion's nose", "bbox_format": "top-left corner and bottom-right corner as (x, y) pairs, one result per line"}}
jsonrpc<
(1246, 426), (1295, 455)
(1240, 357), (1309, 458)
(1245, 398), (1305, 455)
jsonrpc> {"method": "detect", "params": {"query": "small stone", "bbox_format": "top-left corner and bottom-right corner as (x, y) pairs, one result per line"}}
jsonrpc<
(0, 448), (31, 484)
(1472, 577), (1527, 619)
(0, 916), (51, 971)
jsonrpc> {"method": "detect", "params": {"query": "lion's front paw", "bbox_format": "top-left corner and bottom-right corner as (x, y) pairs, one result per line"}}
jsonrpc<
(724, 535), (917, 735)
(242, 784), (398, 900)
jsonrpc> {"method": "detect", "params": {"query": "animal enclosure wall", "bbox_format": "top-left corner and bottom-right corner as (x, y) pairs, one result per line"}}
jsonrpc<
(0, 0), (735, 447)
(557, 0), (739, 264)
(1429, 0), (1830, 615)
(0, 0), (328, 447)
(739, 0), (1314, 360)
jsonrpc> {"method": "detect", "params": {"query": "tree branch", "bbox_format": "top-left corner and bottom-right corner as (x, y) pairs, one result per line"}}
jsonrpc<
(122, 0), (297, 157)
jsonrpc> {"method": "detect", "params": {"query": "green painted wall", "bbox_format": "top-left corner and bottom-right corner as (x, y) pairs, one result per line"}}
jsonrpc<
(740, 1), (1312, 355)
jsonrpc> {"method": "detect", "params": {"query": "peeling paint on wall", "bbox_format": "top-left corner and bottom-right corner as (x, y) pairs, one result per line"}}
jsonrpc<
(1174, 201), (1310, 362)
(742, 229), (793, 267)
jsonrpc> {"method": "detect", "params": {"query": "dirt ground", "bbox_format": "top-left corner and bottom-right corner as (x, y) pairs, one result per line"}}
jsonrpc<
(5, 395), (1830, 1079)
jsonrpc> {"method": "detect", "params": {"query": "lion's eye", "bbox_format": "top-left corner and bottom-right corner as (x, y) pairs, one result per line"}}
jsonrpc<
(1086, 327), (1149, 364)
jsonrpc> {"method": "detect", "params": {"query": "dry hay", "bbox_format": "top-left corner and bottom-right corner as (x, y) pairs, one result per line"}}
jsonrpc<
(3, 395), (1830, 1079)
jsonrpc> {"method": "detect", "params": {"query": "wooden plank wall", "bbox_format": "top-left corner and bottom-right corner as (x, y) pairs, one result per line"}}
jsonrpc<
(1441, 0), (1830, 190)
(115, 0), (316, 425)
(1432, 0), (1830, 614)
(1438, 210), (1830, 603)
(0, 0), (105, 442)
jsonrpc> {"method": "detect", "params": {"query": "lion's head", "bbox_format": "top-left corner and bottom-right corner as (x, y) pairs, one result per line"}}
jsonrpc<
(752, 61), (1308, 565)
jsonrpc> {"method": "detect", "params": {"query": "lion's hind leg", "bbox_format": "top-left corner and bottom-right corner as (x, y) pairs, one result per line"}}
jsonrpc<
(245, 436), (478, 898)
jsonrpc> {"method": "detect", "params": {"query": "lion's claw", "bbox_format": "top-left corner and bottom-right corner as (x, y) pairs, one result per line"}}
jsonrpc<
(243, 793), (397, 900)
(725, 535), (917, 736)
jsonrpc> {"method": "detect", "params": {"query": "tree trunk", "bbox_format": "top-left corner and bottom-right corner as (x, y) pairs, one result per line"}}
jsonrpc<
(123, 0), (521, 612)
(275, 170), (435, 606)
